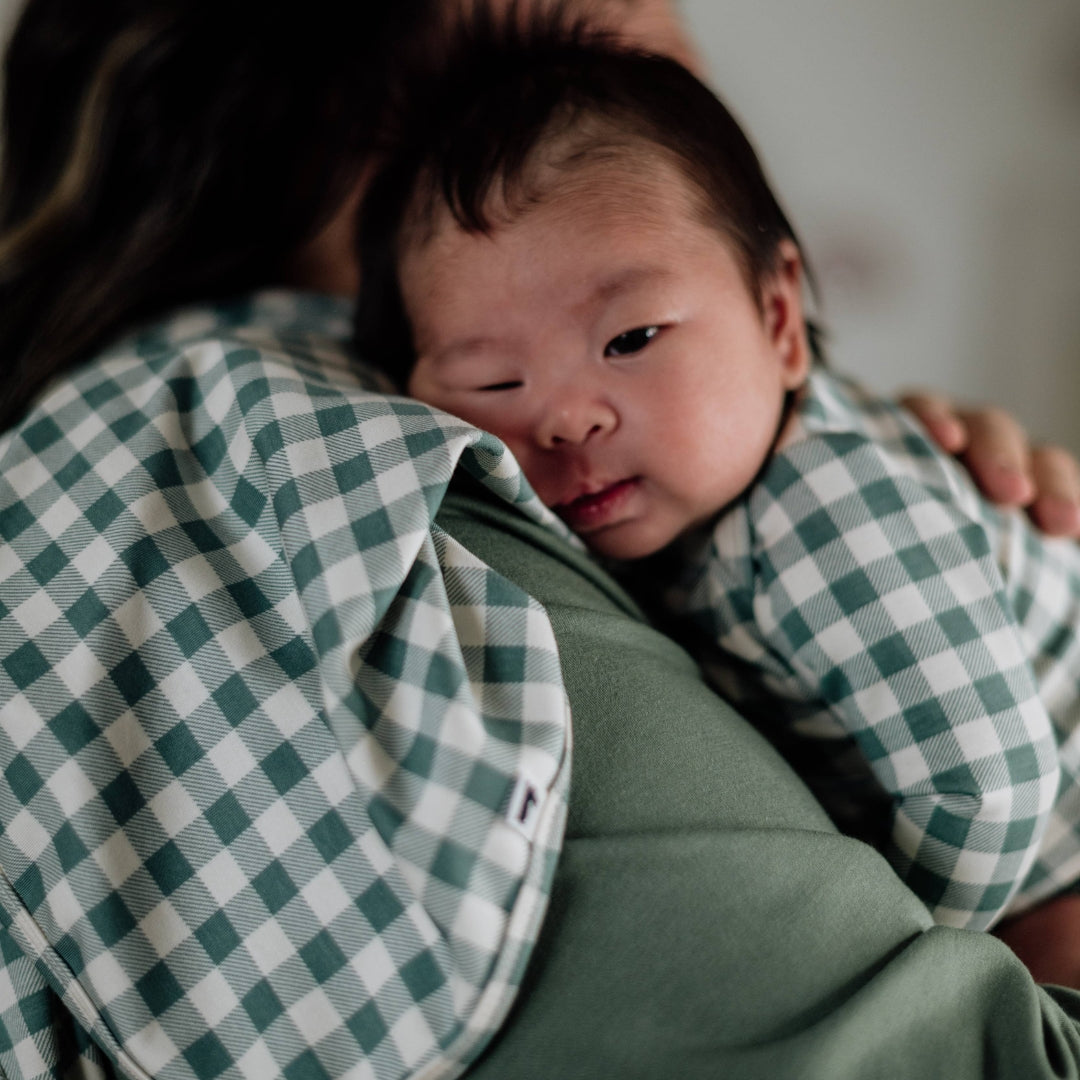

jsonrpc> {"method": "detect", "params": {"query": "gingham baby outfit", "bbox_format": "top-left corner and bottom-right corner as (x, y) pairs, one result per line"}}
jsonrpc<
(665, 367), (1080, 931)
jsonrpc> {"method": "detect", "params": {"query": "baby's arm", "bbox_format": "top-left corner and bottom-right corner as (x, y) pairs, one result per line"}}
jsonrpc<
(735, 430), (1061, 930)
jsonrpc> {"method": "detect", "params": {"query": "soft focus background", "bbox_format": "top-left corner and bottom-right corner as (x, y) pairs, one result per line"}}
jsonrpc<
(0, 0), (1076, 449)
(684, 0), (1080, 452)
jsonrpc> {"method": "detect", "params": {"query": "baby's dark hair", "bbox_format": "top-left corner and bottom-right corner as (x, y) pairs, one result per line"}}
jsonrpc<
(355, 12), (821, 386)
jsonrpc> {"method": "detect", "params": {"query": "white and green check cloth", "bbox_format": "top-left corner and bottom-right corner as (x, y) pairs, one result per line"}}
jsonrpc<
(0, 292), (574, 1080)
(665, 368), (1080, 931)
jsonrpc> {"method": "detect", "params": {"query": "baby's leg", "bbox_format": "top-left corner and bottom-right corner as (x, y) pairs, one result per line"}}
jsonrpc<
(995, 894), (1080, 988)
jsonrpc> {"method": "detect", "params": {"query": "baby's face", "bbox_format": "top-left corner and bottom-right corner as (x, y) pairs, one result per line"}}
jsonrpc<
(401, 160), (808, 559)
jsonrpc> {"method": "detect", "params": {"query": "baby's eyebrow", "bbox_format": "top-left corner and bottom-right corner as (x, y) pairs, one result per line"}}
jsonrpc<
(588, 265), (674, 305)
(429, 336), (504, 365)
(425, 266), (674, 365)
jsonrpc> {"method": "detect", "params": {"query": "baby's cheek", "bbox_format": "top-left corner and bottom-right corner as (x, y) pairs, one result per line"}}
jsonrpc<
(504, 449), (558, 506)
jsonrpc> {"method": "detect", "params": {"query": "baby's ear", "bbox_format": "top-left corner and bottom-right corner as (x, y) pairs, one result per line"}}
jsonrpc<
(765, 239), (811, 388)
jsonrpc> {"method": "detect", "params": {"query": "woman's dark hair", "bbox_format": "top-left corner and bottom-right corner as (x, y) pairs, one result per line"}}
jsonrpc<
(355, 13), (821, 388)
(0, 0), (433, 432)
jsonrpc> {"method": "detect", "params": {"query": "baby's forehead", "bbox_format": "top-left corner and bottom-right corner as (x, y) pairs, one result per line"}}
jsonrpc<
(406, 142), (715, 259)
(396, 152), (750, 352)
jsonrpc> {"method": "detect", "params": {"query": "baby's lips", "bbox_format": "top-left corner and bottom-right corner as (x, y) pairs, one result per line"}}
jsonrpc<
(553, 472), (632, 509)
(554, 477), (641, 530)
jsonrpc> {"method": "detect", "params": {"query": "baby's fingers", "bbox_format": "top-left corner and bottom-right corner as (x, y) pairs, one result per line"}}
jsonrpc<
(1029, 446), (1080, 538)
(901, 390), (1080, 537)
(901, 391), (968, 455)
(957, 407), (1036, 508)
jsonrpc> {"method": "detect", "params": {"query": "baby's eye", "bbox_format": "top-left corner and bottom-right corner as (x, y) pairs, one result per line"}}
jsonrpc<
(476, 380), (523, 392)
(604, 326), (660, 357)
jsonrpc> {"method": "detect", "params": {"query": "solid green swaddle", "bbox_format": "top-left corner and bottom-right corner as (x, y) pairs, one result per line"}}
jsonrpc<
(439, 485), (1080, 1080)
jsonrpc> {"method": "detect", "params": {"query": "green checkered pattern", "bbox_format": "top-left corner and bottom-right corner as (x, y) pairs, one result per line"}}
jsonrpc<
(0, 292), (573, 1080)
(666, 368), (1080, 931)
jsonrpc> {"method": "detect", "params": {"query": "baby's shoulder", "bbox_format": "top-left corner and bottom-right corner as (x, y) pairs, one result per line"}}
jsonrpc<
(783, 369), (939, 470)
(754, 368), (985, 524)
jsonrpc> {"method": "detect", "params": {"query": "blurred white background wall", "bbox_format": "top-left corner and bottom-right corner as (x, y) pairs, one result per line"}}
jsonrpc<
(0, 0), (1076, 448)
(684, 0), (1080, 452)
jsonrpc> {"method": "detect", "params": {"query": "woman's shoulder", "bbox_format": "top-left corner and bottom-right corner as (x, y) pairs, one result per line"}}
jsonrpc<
(2, 291), (387, 453)
(0, 288), (469, 569)
(0, 290), (416, 485)
(95, 289), (387, 403)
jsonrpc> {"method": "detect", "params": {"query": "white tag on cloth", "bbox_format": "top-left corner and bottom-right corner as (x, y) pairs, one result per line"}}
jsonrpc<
(506, 771), (544, 840)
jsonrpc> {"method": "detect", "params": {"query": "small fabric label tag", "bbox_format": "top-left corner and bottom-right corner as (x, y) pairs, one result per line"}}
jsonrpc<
(506, 772), (543, 841)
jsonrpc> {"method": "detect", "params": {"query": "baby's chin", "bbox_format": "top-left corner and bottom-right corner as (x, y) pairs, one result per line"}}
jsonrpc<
(573, 523), (673, 562)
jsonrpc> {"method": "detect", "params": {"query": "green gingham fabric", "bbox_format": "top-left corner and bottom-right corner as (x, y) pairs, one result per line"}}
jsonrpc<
(665, 367), (1080, 932)
(0, 292), (573, 1080)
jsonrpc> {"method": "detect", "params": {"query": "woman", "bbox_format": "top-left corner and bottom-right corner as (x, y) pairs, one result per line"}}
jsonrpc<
(1, 2), (1079, 1078)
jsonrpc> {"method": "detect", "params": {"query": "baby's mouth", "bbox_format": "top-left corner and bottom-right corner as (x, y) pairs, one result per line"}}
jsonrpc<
(554, 477), (641, 531)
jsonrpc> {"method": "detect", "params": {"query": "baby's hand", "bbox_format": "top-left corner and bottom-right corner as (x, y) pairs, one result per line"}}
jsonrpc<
(902, 391), (1080, 539)
(995, 894), (1080, 988)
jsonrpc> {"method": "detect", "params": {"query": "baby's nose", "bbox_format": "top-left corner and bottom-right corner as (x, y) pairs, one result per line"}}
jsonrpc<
(537, 397), (617, 449)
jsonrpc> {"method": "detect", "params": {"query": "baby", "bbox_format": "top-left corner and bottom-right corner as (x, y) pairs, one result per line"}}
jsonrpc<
(355, 26), (1080, 937)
